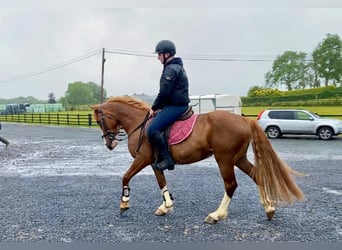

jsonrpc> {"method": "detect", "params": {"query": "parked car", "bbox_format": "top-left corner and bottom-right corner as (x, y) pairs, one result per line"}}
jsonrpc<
(257, 109), (342, 140)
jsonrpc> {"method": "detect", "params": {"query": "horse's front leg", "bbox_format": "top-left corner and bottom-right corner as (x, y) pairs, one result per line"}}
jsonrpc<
(153, 170), (174, 216)
(120, 185), (130, 213)
(120, 157), (148, 214)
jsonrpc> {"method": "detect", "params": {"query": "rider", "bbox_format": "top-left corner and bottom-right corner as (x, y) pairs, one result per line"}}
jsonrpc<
(0, 122), (10, 148)
(147, 40), (190, 171)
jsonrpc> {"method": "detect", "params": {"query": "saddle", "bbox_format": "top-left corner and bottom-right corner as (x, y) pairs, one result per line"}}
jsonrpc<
(148, 106), (198, 166)
(164, 106), (197, 145)
(175, 106), (194, 121)
(145, 106), (197, 145)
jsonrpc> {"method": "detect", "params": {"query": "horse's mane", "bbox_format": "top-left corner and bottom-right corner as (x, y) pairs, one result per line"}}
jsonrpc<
(107, 96), (151, 111)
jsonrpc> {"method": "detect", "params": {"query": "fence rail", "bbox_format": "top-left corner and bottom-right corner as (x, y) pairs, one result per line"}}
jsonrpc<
(1, 112), (341, 127)
(0, 113), (95, 127)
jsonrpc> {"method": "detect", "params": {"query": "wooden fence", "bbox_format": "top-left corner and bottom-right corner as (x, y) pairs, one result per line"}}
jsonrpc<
(1, 112), (340, 127)
(0, 113), (95, 127)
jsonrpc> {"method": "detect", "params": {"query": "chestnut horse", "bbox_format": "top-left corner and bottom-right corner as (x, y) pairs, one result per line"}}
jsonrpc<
(90, 96), (304, 224)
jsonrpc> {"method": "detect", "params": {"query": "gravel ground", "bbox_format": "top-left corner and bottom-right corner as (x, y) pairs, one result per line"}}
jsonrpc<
(0, 123), (341, 242)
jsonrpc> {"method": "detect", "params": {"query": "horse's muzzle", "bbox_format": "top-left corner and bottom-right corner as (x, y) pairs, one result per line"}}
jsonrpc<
(107, 140), (119, 150)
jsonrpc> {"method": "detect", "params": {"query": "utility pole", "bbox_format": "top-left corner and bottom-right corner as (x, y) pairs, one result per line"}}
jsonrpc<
(100, 48), (106, 104)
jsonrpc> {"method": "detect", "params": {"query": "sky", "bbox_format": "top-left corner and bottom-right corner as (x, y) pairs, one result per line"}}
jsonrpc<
(1, 3), (342, 100)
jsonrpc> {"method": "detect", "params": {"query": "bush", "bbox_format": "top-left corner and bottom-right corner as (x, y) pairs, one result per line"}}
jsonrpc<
(242, 87), (342, 106)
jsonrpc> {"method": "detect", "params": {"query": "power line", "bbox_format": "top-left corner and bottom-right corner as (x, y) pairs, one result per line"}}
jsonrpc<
(182, 57), (273, 62)
(105, 49), (314, 62)
(105, 48), (155, 58)
(1, 47), (309, 84)
(0, 49), (102, 84)
(105, 48), (275, 61)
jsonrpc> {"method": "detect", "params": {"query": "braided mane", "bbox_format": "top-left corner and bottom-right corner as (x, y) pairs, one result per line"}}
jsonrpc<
(107, 96), (151, 111)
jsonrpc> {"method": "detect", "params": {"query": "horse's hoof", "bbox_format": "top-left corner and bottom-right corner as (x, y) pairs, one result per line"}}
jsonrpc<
(265, 206), (275, 220)
(120, 201), (129, 215)
(120, 207), (129, 215)
(154, 208), (167, 216)
(266, 210), (275, 220)
(204, 215), (218, 224)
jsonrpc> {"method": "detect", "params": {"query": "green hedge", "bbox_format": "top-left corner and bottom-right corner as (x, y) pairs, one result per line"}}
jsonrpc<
(242, 87), (342, 106)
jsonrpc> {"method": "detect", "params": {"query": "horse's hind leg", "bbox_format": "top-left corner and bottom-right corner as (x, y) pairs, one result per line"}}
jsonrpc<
(204, 160), (236, 224)
(236, 156), (275, 220)
(204, 191), (231, 224)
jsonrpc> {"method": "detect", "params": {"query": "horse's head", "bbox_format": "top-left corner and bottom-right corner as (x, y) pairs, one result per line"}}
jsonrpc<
(90, 96), (151, 150)
(90, 105), (121, 150)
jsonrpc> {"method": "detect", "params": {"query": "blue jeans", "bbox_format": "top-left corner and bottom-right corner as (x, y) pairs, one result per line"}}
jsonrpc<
(147, 105), (188, 139)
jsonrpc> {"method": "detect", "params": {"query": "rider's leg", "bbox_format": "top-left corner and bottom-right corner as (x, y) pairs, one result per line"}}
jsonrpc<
(149, 130), (174, 170)
(147, 105), (188, 171)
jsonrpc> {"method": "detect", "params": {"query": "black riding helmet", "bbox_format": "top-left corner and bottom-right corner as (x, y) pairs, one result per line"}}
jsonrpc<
(155, 40), (176, 56)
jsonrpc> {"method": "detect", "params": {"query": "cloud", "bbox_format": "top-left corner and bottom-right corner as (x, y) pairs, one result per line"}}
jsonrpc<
(0, 8), (341, 100)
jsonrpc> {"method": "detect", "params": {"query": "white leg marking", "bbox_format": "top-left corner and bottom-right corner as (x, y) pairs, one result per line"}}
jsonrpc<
(155, 186), (174, 216)
(208, 192), (230, 221)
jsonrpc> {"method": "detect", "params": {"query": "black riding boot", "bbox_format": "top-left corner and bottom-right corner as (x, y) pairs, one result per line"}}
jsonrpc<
(150, 132), (175, 171)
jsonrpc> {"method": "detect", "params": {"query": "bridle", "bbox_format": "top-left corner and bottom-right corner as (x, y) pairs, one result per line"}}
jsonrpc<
(97, 112), (122, 141)
(97, 111), (151, 152)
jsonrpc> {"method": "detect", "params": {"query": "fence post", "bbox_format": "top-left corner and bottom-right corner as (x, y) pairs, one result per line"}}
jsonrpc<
(88, 114), (92, 126)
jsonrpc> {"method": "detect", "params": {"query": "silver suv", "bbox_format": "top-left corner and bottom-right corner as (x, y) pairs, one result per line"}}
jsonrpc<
(257, 109), (342, 140)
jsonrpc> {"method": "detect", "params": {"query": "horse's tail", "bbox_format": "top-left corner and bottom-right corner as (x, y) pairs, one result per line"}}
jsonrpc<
(247, 119), (304, 206)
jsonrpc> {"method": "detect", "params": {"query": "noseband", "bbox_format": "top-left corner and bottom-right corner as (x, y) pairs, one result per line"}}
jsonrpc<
(97, 111), (151, 152)
(97, 113), (121, 142)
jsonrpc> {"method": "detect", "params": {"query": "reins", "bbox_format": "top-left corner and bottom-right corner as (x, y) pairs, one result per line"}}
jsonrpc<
(134, 112), (151, 153)
(100, 111), (151, 152)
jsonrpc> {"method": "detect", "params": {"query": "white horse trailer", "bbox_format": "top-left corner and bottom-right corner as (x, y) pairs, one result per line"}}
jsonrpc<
(190, 94), (242, 115)
(133, 93), (242, 115)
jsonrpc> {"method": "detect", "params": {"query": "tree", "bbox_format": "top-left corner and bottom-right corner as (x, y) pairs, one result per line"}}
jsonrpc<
(265, 51), (309, 91)
(247, 85), (283, 97)
(312, 33), (342, 87)
(0, 96), (41, 105)
(63, 82), (101, 105)
(86, 82), (107, 102)
(48, 93), (57, 103)
(247, 86), (264, 97)
(306, 61), (321, 88)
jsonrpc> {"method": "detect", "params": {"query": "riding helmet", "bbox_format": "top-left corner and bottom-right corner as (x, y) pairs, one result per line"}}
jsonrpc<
(155, 40), (176, 56)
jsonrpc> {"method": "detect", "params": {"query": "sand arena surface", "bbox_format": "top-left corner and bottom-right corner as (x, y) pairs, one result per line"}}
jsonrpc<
(0, 123), (341, 242)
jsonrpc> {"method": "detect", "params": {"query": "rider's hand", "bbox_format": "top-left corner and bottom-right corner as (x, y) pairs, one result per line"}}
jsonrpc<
(149, 109), (156, 117)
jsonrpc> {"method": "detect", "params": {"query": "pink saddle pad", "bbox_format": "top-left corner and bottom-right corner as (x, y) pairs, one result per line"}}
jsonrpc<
(168, 114), (198, 145)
